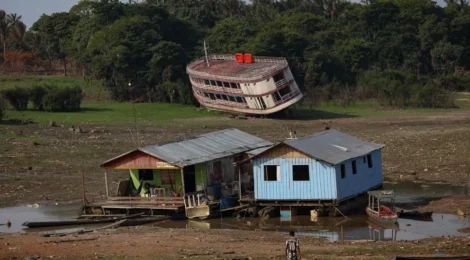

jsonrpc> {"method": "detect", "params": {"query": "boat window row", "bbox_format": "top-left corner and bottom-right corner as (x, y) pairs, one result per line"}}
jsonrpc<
(192, 77), (241, 89)
(195, 90), (247, 103)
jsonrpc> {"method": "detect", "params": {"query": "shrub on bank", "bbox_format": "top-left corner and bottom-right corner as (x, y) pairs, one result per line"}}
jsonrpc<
(0, 97), (5, 121)
(30, 85), (48, 111)
(42, 86), (83, 112)
(1, 87), (30, 111)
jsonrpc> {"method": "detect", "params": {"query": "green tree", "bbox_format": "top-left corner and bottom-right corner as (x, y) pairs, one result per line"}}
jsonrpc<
(31, 12), (79, 75)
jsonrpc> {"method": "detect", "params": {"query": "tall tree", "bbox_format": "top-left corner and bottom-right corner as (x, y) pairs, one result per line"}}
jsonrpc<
(31, 12), (79, 75)
(0, 10), (12, 57)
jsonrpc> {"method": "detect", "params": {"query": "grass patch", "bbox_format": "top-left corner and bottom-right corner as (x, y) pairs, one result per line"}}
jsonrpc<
(1, 76), (470, 125)
(2, 101), (219, 125)
(0, 75), (106, 100)
(294, 94), (470, 120)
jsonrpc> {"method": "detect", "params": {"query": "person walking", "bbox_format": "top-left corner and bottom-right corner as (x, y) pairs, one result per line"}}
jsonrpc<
(285, 231), (300, 260)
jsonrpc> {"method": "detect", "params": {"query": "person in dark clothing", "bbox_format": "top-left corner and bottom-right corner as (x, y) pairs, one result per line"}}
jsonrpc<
(285, 231), (300, 260)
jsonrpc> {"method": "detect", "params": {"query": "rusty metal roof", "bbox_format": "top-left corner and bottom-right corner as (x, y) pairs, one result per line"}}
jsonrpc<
(285, 130), (385, 165)
(102, 129), (272, 167)
(186, 54), (288, 82)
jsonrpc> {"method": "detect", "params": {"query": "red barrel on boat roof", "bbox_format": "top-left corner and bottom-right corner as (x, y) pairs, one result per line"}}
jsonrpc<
(235, 53), (244, 63)
(244, 53), (253, 63)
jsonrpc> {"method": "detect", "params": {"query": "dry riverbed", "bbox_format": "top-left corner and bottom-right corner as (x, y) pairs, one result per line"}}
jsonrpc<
(1, 228), (470, 260)
(0, 111), (469, 208)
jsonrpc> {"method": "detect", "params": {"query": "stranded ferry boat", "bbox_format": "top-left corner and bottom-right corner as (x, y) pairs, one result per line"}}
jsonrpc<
(186, 53), (303, 115)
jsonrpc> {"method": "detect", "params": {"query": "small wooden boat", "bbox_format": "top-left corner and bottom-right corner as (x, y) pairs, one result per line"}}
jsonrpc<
(366, 190), (398, 223)
(398, 210), (433, 221)
(22, 213), (144, 228)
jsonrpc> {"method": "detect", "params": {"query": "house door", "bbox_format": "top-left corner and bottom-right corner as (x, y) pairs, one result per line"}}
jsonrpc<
(183, 165), (196, 193)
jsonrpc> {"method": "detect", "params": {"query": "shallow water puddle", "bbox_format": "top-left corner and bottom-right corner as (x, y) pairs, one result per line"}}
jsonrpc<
(1, 182), (469, 240)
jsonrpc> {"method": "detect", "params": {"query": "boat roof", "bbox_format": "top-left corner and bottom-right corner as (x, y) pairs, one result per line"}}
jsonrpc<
(187, 54), (288, 82)
(102, 128), (273, 167)
(368, 190), (395, 199)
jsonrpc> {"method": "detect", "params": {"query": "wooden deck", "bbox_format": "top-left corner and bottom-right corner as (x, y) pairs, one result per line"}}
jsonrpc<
(91, 196), (185, 211)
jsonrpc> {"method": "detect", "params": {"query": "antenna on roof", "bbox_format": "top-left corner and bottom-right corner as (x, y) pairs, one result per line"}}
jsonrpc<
(204, 40), (210, 67)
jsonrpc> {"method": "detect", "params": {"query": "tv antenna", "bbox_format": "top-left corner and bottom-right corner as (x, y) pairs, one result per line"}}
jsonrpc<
(204, 40), (210, 67)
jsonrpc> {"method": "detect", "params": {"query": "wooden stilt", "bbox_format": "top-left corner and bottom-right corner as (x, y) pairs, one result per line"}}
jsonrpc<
(180, 168), (186, 196)
(104, 169), (109, 198)
(238, 166), (242, 201)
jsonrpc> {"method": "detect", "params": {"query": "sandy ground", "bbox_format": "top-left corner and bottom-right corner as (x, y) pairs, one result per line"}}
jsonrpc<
(1, 228), (470, 260)
(0, 111), (470, 208)
(420, 195), (470, 215)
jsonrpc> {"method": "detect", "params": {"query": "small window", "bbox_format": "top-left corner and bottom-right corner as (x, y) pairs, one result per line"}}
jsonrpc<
(367, 154), (373, 168)
(209, 93), (216, 100)
(293, 165), (309, 181)
(228, 96), (236, 102)
(139, 169), (154, 181)
(264, 165), (279, 181)
(204, 79), (210, 85)
(222, 95), (228, 101)
(352, 160), (357, 175)
(341, 164), (346, 179)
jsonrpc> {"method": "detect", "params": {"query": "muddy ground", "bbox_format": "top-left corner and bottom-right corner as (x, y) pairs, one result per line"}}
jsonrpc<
(1, 228), (470, 260)
(0, 111), (470, 208)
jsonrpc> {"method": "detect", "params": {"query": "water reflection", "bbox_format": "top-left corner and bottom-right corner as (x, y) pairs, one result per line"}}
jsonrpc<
(1, 182), (469, 239)
(171, 214), (470, 242)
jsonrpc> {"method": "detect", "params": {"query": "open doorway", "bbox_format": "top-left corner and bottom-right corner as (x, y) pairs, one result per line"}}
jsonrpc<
(183, 165), (196, 193)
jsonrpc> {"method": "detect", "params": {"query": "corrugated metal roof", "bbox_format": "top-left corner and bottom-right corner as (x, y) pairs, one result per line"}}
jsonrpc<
(245, 145), (276, 156)
(103, 129), (272, 167)
(285, 130), (384, 165)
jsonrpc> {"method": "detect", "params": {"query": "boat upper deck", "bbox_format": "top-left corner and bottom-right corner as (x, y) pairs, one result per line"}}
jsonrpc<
(187, 54), (288, 82)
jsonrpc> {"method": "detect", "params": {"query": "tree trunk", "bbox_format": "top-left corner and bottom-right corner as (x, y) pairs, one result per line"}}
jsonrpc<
(63, 58), (67, 76)
(3, 40), (6, 59)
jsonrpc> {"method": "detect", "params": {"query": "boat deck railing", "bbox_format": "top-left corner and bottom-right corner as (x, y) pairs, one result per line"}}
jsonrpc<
(190, 80), (243, 95)
(275, 89), (302, 105)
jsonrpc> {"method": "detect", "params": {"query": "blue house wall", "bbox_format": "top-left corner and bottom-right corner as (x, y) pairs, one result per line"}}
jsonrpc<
(253, 157), (338, 200)
(335, 150), (383, 201)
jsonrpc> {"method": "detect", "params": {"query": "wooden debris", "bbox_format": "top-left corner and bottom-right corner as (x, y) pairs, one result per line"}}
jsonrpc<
(12, 141), (39, 146)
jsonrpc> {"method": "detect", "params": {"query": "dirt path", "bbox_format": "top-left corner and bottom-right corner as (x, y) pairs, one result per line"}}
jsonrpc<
(1, 229), (470, 260)
(1, 111), (470, 207)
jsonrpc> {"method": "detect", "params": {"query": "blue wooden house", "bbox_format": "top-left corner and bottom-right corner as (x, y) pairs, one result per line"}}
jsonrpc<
(248, 130), (384, 207)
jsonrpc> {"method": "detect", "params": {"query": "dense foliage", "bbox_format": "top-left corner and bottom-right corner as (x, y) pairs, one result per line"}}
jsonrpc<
(42, 86), (83, 112)
(2, 85), (83, 112)
(0, 96), (5, 120)
(1, 87), (30, 111)
(3, 0), (470, 108)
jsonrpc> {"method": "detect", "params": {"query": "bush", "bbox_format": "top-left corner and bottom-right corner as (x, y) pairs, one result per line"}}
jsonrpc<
(0, 97), (5, 121)
(414, 82), (456, 108)
(30, 85), (47, 111)
(1, 87), (30, 111)
(42, 86), (83, 112)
